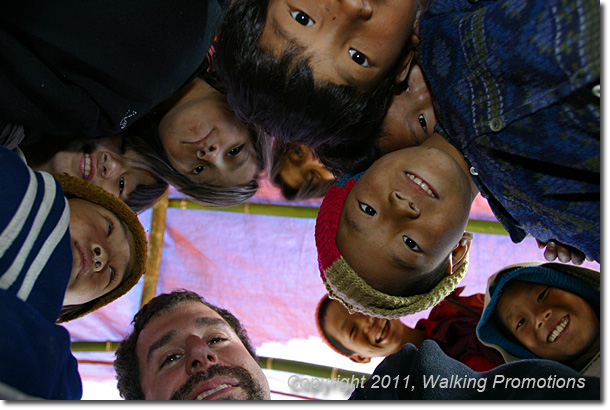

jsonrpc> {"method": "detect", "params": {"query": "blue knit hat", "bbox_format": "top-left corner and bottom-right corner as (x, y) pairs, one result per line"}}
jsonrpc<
(476, 265), (600, 360)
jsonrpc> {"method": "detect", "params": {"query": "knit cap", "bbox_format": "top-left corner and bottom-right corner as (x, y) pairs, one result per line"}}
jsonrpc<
(53, 174), (148, 322)
(476, 264), (600, 360)
(315, 174), (468, 319)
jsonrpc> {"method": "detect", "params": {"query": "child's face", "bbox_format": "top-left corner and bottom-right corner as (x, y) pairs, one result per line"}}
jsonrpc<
(260, 0), (418, 90)
(336, 146), (472, 295)
(496, 280), (600, 363)
(380, 64), (436, 153)
(158, 91), (260, 186)
(280, 145), (334, 190)
(325, 299), (404, 359)
(64, 198), (136, 306)
(43, 135), (158, 202)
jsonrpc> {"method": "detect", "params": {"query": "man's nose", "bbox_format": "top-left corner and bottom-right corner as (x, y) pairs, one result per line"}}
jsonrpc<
(91, 244), (108, 272)
(340, 0), (373, 20)
(389, 191), (420, 218)
(184, 335), (219, 376)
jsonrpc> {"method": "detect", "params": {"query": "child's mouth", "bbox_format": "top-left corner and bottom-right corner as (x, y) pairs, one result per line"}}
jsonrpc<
(405, 172), (437, 198)
(374, 319), (390, 343)
(81, 152), (96, 181)
(547, 316), (569, 343)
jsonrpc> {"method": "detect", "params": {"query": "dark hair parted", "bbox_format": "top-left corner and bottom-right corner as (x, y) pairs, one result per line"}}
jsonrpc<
(114, 290), (257, 400)
(124, 114), (270, 207)
(269, 140), (335, 199)
(119, 136), (168, 213)
(212, 0), (397, 171)
(317, 295), (356, 357)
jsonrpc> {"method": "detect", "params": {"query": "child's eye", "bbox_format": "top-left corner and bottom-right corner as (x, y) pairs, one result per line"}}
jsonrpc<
(402, 235), (420, 251)
(537, 288), (548, 302)
(192, 165), (205, 174)
(119, 176), (125, 195)
(291, 11), (313, 26)
(418, 114), (427, 132)
(160, 353), (182, 369)
(107, 266), (118, 288)
(515, 318), (525, 330)
(349, 49), (370, 67)
(227, 144), (244, 157)
(358, 202), (377, 216)
(105, 217), (114, 237)
(349, 326), (356, 340)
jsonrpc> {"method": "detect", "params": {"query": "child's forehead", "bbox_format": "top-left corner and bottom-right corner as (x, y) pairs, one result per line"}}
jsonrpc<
(259, 0), (417, 91)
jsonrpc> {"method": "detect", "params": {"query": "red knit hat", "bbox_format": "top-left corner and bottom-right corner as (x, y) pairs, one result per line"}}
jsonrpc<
(315, 173), (468, 319)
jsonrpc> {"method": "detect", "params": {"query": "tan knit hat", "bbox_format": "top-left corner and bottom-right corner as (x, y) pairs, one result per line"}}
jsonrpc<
(53, 174), (148, 322)
(315, 173), (468, 319)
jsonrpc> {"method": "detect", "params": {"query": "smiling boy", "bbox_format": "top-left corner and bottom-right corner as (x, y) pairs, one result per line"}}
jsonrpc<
(315, 125), (598, 318)
(477, 263), (600, 376)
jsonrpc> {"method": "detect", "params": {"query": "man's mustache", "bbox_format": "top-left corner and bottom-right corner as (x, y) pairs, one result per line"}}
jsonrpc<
(170, 365), (259, 400)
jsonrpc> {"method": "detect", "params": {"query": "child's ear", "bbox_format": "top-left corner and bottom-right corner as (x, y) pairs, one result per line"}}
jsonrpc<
(349, 355), (372, 364)
(446, 232), (474, 275)
(394, 33), (420, 85)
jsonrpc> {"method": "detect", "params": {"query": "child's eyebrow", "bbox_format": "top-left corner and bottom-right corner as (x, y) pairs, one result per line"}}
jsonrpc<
(344, 206), (365, 235)
(271, 17), (303, 49)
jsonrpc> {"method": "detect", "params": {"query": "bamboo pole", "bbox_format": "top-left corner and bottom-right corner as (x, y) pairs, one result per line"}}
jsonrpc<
(70, 340), (370, 382)
(168, 198), (509, 235)
(140, 189), (169, 308)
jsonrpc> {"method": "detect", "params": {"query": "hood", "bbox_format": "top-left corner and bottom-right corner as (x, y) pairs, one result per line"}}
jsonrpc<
(476, 262), (599, 364)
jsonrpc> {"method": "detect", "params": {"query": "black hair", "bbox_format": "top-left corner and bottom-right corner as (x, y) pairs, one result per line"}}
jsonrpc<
(119, 135), (168, 213)
(269, 140), (335, 199)
(373, 256), (451, 298)
(398, 257), (452, 297)
(114, 290), (257, 400)
(317, 296), (356, 357)
(212, 0), (400, 168)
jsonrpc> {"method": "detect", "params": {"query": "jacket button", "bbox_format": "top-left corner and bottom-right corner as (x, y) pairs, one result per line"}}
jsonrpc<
(489, 117), (503, 132)
(592, 84), (600, 98)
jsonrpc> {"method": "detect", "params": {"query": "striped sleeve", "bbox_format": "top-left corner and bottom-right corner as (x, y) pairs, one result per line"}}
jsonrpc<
(0, 146), (72, 322)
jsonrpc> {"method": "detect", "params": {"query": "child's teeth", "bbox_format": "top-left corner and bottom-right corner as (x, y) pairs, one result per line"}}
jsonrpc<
(406, 173), (436, 197)
(84, 154), (91, 178)
(196, 384), (231, 400)
(548, 317), (569, 343)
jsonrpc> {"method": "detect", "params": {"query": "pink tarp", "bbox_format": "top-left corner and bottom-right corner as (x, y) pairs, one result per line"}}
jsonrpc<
(64, 180), (600, 348)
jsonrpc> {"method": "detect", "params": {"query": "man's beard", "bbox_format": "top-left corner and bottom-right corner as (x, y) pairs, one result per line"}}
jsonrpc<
(170, 365), (267, 400)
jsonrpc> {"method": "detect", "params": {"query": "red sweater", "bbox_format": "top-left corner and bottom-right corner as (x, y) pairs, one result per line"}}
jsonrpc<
(415, 287), (504, 371)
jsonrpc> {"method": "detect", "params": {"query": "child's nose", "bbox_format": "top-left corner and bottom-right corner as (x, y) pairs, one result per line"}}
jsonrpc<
(536, 308), (552, 328)
(196, 143), (221, 163)
(340, 0), (373, 20)
(101, 153), (126, 179)
(91, 244), (108, 272)
(390, 191), (420, 218)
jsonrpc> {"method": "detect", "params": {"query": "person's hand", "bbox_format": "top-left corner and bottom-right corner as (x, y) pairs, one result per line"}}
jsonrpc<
(536, 239), (593, 265)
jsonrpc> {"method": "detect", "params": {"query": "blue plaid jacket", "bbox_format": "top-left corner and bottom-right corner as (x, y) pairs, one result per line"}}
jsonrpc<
(419, 0), (600, 261)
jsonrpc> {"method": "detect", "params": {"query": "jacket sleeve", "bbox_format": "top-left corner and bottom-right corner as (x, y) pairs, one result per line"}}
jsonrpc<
(350, 340), (599, 400)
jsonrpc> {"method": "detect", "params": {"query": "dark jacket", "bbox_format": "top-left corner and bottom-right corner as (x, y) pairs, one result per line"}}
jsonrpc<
(0, 0), (229, 137)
